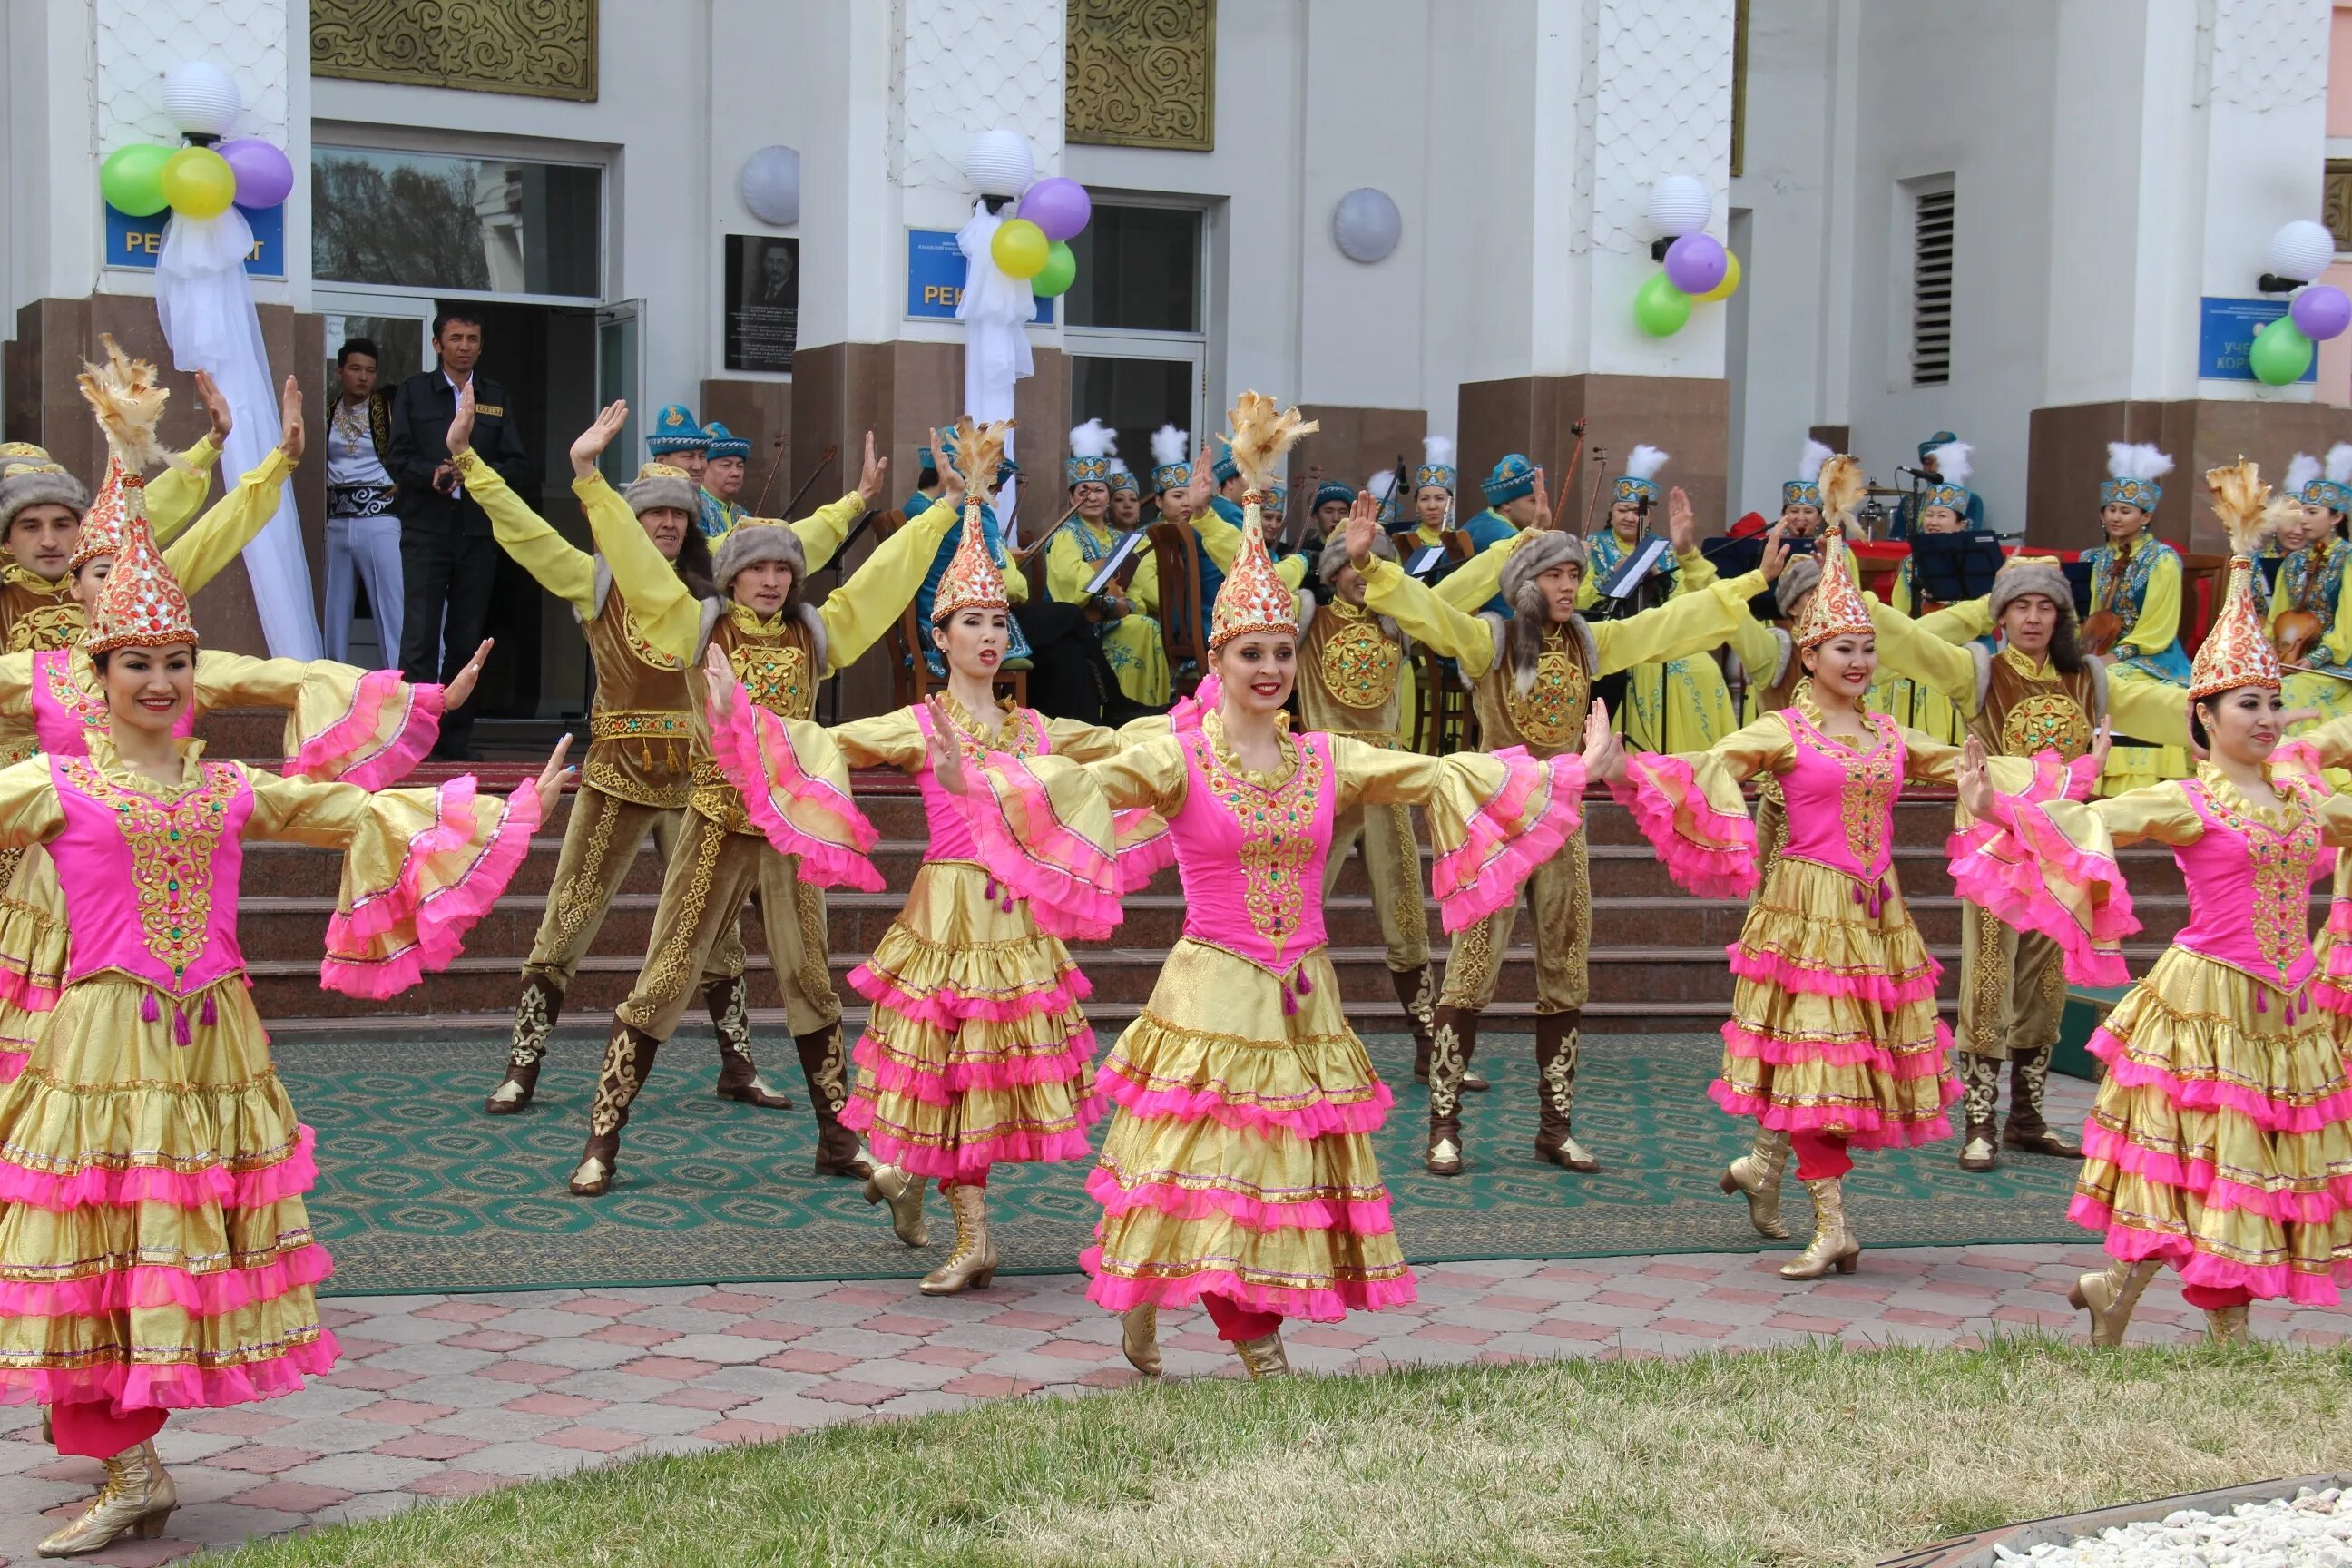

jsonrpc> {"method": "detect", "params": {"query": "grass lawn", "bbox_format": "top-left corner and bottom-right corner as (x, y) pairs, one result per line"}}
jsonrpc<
(214, 1337), (2351, 1568)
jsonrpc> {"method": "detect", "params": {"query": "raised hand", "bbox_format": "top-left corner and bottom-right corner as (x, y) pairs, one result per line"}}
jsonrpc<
(277, 376), (306, 463)
(196, 369), (232, 445)
(1955, 735), (1995, 818)
(1760, 521), (1791, 583)
(922, 694), (970, 796)
(1184, 446), (1215, 513)
(443, 639), (494, 710)
(1581, 699), (1625, 783)
(857, 430), (888, 506)
(1529, 467), (1553, 533)
(2088, 720), (2112, 779)
(1345, 492), (1380, 567)
(568, 399), (627, 477)
(1664, 486), (1698, 556)
(447, 381), (478, 459)
(702, 643), (739, 721)
(533, 734), (575, 814)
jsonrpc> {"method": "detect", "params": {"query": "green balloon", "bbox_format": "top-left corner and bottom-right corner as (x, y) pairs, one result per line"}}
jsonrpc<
(2249, 316), (2314, 386)
(101, 143), (173, 218)
(1633, 272), (1692, 338)
(1032, 240), (1077, 299)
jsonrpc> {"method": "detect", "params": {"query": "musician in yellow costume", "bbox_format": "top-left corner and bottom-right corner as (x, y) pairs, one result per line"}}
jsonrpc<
(1878, 440), (1983, 746)
(1579, 445), (1738, 752)
(2083, 442), (2191, 794)
(2270, 446), (2352, 726)
(1047, 420), (1169, 710)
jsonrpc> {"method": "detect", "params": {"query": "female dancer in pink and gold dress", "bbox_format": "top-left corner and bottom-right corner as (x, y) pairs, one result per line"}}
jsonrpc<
(0, 407), (565, 1557)
(917, 397), (1592, 1377)
(1954, 462), (2352, 1347)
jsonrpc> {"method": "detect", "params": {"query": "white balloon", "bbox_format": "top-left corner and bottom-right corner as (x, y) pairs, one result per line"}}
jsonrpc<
(1331, 188), (1402, 264)
(161, 60), (242, 139)
(965, 130), (1035, 200)
(2267, 220), (2337, 284)
(1647, 174), (1711, 239)
(740, 145), (801, 227)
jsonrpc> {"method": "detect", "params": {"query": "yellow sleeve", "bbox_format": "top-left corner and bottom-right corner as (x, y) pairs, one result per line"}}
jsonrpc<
(2301, 712), (2352, 769)
(815, 498), (956, 673)
(1591, 570), (1769, 675)
(1916, 596), (1995, 643)
(1005, 555), (1029, 604)
(2319, 790), (2352, 848)
(1868, 594), (1977, 708)
(1611, 716), (1793, 887)
(1128, 542), (1161, 616)
(828, 709), (928, 772)
(1045, 527), (1093, 606)
(454, 448), (595, 613)
(161, 446), (293, 597)
(145, 436), (222, 544)
(0, 757), (64, 846)
(0, 653), (34, 723)
(1670, 546), (1717, 597)
(574, 470), (701, 662)
(1435, 534), (1519, 613)
(1191, 508), (1309, 591)
(1574, 570), (1601, 612)
(1359, 554), (1499, 676)
(1724, 609), (1785, 691)
(1076, 733), (1190, 815)
(2042, 784), (2203, 850)
(2320, 563), (2352, 669)
(1044, 717), (1126, 762)
(2102, 674), (2192, 750)
(2121, 552), (2182, 655)
(788, 493), (867, 576)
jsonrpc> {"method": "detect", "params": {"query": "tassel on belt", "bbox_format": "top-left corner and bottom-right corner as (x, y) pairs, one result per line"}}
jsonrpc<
(591, 710), (693, 773)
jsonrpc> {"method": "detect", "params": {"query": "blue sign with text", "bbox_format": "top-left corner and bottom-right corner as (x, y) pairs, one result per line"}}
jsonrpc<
(906, 229), (1053, 323)
(104, 203), (285, 279)
(2199, 296), (2317, 382)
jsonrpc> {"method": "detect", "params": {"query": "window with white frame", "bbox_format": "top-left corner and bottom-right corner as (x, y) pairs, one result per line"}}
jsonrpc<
(313, 145), (603, 299)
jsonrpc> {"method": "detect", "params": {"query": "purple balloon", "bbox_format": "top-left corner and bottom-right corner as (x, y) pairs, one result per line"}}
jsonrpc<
(1019, 177), (1093, 243)
(1663, 232), (1729, 297)
(2291, 283), (2352, 343)
(219, 137), (295, 210)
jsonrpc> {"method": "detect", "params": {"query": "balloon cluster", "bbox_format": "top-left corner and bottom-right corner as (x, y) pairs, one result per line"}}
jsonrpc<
(2249, 220), (2350, 386)
(100, 60), (293, 223)
(989, 176), (1093, 299)
(1634, 177), (1740, 338)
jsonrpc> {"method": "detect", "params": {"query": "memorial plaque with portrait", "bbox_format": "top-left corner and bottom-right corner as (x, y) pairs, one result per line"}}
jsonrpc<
(726, 235), (799, 372)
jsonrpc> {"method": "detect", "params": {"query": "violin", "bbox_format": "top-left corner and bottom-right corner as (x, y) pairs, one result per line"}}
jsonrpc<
(2274, 537), (2334, 666)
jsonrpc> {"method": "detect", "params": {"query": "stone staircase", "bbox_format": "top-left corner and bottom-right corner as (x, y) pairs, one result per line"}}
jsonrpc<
(199, 706), (2192, 1044)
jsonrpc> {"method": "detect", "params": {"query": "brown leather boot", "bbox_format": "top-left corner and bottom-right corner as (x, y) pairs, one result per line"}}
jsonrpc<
(2003, 1046), (2083, 1157)
(707, 975), (792, 1109)
(485, 974), (564, 1115)
(1956, 1051), (2000, 1172)
(1426, 1005), (1482, 1176)
(795, 1024), (875, 1178)
(1533, 1010), (1600, 1172)
(569, 1023), (662, 1197)
(1398, 965), (1485, 1092)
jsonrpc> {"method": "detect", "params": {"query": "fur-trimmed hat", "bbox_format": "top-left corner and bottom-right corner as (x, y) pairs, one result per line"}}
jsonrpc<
(1773, 552), (1822, 619)
(1499, 529), (1588, 606)
(1990, 554), (2074, 625)
(622, 461), (700, 518)
(0, 463), (89, 533)
(712, 520), (807, 594)
(1318, 527), (1397, 584)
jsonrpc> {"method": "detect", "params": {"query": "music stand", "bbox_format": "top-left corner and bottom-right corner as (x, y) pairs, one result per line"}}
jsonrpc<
(2258, 554), (2286, 593)
(1908, 533), (2004, 606)
(2060, 559), (2094, 622)
(1702, 534), (1811, 621)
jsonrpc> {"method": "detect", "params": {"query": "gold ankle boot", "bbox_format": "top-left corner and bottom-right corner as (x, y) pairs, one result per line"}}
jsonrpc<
(1122, 1305), (1161, 1377)
(918, 1181), (998, 1295)
(1779, 1177), (1861, 1280)
(1234, 1330), (1290, 1378)
(37, 1440), (176, 1557)
(2066, 1259), (2161, 1348)
(1719, 1126), (1793, 1240)
(862, 1164), (930, 1248)
(2205, 1304), (2251, 1346)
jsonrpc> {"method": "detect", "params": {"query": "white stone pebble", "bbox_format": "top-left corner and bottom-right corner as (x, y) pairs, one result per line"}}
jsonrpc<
(1992, 1489), (2352, 1567)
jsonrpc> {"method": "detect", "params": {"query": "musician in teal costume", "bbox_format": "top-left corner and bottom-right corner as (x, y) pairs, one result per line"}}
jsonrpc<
(2082, 441), (2190, 793)
(1895, 429), (1987, 537)
(908, 439), (1036, 675)
(698, 421), (750, 539)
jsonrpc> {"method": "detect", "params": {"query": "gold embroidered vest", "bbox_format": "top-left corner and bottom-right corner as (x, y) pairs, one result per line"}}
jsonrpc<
(1470, 622), (1592, 761)
(0, 565), (84, 656)
(691, 607), (821, 831)
(1298, 602), (1406, 745)
(582, 575), (694, 808)
(1970, 651), (2099, 762)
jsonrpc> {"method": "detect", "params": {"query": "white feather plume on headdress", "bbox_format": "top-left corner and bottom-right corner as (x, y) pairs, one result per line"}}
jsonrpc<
(1150, 424), (1189, 467)
(1625, 444), (1669, 483)
(2327, 444), (2352, 486)
(1108, 457), (1132, 479)
(1927, 440), (1973, 489)
(2287, 452), (2322, 496)
(2106, 442), (2173, 485)
(1068, 419), (1116, 460)
(1422, 435), (1455, 468)
(1367, 470), (1397, 502)
(1797, 439), (1833, 485)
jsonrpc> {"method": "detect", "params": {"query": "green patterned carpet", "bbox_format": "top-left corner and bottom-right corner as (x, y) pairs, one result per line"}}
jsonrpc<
(280, 1033), (2087, 1298)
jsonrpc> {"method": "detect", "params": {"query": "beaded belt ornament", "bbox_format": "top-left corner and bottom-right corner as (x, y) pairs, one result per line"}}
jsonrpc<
(590, 709), (694, 772)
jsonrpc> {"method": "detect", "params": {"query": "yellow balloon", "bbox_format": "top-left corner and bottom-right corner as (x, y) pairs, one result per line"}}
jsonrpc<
(991, 218), (1050, 280)
(161, 146), (237, 220)
(1695, 249), (1741, 303)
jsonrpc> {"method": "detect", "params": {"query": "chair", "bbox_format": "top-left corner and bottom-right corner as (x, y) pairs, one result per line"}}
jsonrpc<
(873, 508), (1027, 708)
(1148, 521), (1210, 698)
(2180, 552), (2230, 654)
(1407, 529), (1480, 753)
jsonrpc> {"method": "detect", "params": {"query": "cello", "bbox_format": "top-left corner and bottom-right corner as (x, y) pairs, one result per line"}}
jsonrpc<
(2081, 539), (2131, 659)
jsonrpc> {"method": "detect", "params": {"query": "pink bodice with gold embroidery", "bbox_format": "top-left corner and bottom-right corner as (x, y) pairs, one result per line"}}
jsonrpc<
(916, 704), (1051, 864)
(32, 648), (194, 759)
(2171, 778), (2332, 991)
(50, 754), (252, 995)
(1169, 728), (1336, 975)
(1775, 707), (1904, 890)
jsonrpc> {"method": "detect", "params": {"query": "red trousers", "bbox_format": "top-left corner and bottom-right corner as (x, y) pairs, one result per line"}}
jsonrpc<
(2180, 1283), (2254, 1311)
(1791, 1132), (1852, 1181)
(51, 1401), (164, 1460)
(1200, 1294), (1282, 1343)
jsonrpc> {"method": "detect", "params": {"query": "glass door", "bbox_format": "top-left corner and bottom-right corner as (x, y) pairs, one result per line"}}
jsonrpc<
(1068, 341), (1206, 480)
(594, 299), (642, 489)
(316, 294), (434, 669)
(1066, 201), (1209, 483)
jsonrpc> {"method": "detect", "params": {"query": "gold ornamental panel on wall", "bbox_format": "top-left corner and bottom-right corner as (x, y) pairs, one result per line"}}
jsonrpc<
(2328, 159), (2352, 255)
(312, 0), (598, 103)
(1067, 0), (1214, 152)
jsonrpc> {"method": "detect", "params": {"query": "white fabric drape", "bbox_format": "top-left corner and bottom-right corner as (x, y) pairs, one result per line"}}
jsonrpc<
(955, 200), (1034, 542)
(155, 206), (321, 659)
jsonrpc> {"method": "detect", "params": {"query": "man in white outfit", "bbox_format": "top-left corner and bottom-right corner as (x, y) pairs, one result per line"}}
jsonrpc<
(323, 338), (403, 663)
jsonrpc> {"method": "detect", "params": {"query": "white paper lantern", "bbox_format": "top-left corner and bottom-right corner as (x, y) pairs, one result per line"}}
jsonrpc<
(2267, 220), (2337, 284)
(740, 145), (801, 227)
(1331, 188), (1403, 264)
(965, 130), (1035, 199)
(161, 60), (242, 139)
(1646, 175), (1711, 239)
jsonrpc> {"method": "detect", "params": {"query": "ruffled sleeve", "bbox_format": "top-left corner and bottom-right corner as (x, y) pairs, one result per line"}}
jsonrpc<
(951, 740), (1188, 941)
(1330, 737), (1584, 934)
(701, 681), (883, 890)
(197, 652), (442, 789)
(1945, 785), (2195, 985)
(1608, 715), (1788, 897)
(239, 770), (540, 1000)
